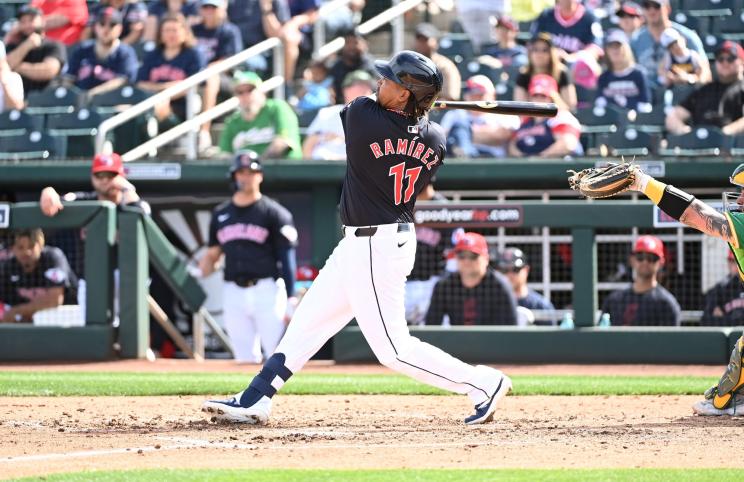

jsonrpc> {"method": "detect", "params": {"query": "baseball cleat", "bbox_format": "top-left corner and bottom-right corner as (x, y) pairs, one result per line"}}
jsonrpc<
(692, 397), (744, 416)
(464, 375), (512, 425)
(202, 392), (271, 424)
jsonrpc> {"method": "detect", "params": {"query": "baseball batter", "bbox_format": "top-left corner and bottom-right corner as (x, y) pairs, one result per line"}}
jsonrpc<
(198, 151), (297, 363)
(203, 50), (512, 425)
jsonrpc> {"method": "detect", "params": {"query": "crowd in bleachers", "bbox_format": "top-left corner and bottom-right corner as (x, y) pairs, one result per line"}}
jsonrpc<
(0, 0), (743, 159)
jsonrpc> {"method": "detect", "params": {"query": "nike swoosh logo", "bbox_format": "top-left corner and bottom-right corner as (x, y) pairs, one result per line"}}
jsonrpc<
(397, 241), (407, 248)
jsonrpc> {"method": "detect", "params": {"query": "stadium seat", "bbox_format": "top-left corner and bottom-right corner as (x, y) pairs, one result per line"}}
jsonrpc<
(25, 85), (84, 115)
(672, 12), (707, 35)
(459, 60), (502, 85)
(0, 109), (43, 137)
(659, 125), (731, 156)
(438, 34), (475, 65)
(670, 83), (697, 105)
(630, 107), (668, 133)
(686, 0), (734, 17)
(88, 85), (151, 114)
(575, 85), (597, 109)
(494, 81), (514, 100)
(710, 14), (744, 40)
(0, 131), (62, 160)
(595, 128), (655, 157)
(47, 109), (107, 158)
(575, 105), (628, 134)
(703, 34), (725, 59)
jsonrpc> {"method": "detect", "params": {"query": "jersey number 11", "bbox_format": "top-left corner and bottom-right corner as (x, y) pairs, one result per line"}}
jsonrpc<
(389, 162), (422, 205)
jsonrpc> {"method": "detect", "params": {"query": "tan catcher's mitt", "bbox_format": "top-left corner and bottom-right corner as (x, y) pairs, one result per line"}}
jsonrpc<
(567, 163), (639, 199)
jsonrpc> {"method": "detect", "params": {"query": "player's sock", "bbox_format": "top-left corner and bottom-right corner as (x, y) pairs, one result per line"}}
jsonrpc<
(239, 353), (293, 407)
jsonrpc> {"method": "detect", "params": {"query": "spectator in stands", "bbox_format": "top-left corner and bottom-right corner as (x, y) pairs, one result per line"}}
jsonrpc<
(295, 59), (333, 110)
(30, 0), (88, 46)
(630, 0), (708, 88)
(0, 229), (77, 323)
(328, 28), (376, 103)
(0, 42), (24, 111)
(426, 231), (518, 326)
(509, 74), (583, 158)
(301, 69), (373, 160)
(137, 13), (206, 131)
(666, 41), (744, 136)
(219, 70), (302, 158)
(144, 0), (200, 42)
(701, 250), (744, 326)
(616, 2), (644, 39)
(530, 0), (603, 64)
(81, 0), (148, 45)
(440, 74), (520, 158)
(600, 235), (681, 326)
(657, 27), (710, 87)
(280, 0), (320, 87)
(454, 0), (506, 53)
(514, 33), (576, 111)
(193, 0), (243, 152)
(228, 0), (289, 74)
(5, 6), (66, 94)
(411, 22), (460, 101)
(595, 29), (651, 111)
(496, 247), (556, 326)
(65, 8), (139, 98)
(479, 15), (528, 70)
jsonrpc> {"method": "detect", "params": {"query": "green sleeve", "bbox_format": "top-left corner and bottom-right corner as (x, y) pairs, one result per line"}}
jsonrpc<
(725, 212), (744, 248)
(273, 100), (302, 159)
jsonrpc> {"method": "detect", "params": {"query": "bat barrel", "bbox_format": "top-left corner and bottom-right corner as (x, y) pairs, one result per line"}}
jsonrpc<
(432, 100), (558, 117)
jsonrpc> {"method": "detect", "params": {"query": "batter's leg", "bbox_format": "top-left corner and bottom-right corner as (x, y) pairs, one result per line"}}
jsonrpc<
(253, 278), (288, 359)
(222, 281), (261, 363)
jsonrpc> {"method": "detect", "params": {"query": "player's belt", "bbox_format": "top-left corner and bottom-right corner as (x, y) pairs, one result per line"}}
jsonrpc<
(347, 223), (411, 237)
(232, 277), (262, 288)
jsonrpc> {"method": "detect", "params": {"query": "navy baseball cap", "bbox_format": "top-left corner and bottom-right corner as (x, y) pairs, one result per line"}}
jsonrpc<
(497, 247), (528, 271)
(230, 150), (262, 173)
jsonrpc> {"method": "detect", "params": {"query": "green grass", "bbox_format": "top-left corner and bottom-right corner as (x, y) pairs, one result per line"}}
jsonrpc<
(9, 469), (739, 482)
(0, 372), (717, 397)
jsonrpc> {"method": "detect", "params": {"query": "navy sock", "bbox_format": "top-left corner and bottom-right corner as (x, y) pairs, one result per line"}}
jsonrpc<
(239, 353), (293, 407)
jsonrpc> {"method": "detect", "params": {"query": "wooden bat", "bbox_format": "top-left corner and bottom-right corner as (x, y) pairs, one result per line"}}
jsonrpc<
(432, 100), (558, 117)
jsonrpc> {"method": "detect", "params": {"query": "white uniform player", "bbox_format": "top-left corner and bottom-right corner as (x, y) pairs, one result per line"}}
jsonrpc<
(199, 151), (297, 363)
(203, 51), (511, 425)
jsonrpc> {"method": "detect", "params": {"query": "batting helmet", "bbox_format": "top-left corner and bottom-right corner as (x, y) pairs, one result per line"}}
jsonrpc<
(731, 163), (744, 187)
(229, 150), (262, 191)
(374, 50), (443, 118)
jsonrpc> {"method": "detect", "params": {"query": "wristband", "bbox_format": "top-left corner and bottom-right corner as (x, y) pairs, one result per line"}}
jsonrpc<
(642, 177), (666, 205)
(657, 185), (695, 220)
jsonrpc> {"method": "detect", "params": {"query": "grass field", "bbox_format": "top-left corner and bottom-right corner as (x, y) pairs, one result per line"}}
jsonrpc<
(0, 372), (718, 397)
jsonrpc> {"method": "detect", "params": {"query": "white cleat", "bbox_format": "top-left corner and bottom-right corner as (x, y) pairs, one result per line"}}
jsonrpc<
(692, 398), (744, 417)
(201, 392), (272, 424)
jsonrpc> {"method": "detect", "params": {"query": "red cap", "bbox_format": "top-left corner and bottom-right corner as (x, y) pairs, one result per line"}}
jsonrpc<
(465, 75), (495, 95)
(91, 153), (124, 176)
(717, 40), (744, 61)
(296, 265), (319, 281)
(633, 235), (665, 261)
(528, 73), (558, 97)
(454, 232), (489, 258)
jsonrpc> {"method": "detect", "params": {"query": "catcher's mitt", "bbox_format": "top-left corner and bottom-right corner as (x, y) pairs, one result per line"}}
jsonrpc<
(567, 163), (638, 199)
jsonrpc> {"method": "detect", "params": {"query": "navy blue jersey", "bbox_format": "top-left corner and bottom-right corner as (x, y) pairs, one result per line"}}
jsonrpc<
(193, 22), (243, 64)
(208, 196), (297, 282)
(68, 40), (138, 89)
(513, 111), (582, 156)
(481, 44), (528, 68)
(0, 246), (78, 306)
(701, 275), (744, 326)
(137, 46), (205, 82)
(596, 66), (650, 110)
(339, 96), (446, 226)
(518, 288), (556, 325)
(288, 0), (319, 16)
(148, 0), (199, 19)
(228, 0), (290, 47)
(600, 285), (681, 326)
(530, 5), (602, 53)
(88, 2), (147, 39)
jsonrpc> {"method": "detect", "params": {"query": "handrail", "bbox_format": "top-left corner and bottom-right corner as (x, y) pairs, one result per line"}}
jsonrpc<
(95, 37), (283, 156)
(315, 0), (424, 60)
(313, 0), (353, 57)
(121, 76), (283, 162)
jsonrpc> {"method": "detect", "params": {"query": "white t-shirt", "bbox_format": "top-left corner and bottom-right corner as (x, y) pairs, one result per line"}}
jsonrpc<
(0, 71), (23, 113)
(305, 104), (347, 160)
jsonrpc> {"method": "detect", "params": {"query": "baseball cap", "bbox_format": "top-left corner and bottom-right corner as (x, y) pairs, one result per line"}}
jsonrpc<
(717, 40), (744, 61)
(617, 2), (642, 17)
(528, 73), (558, 97)
(342, 70), (375, 89)
(231, 150), (262, 173)
(200, 0), (226, 8)
(91, 153), (124, 176)
(605, 29), (629, 46)
(233, 70), (262, 88)
(97, 7), (123, 24)
(454, 232), (489, 258)
(415, 22), (440, 40)
(497, 247), (527, 271)
(490, 15), (518, 32)
(644, 0), (669, 7)
(633, 235), (665, 261)
(660, 27), (681, 48)
(17, 5), (42, 19)
(465, 74), (495, 95)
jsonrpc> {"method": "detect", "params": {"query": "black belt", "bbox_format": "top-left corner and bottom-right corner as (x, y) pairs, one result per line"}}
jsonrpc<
(232, 277), (262, 288)
(348, 223), (411, 237)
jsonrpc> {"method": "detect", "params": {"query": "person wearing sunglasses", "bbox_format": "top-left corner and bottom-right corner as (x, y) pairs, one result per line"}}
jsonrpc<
(425, 232), (518, 327)
(496, 247), (556, 326)
(514, 33), (576, 111)
(599, 235), (680, 327)
(666, 41), (744, 136)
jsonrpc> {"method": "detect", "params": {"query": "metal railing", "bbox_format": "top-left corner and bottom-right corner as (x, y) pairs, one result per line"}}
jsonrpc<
(95, 37), (285, 158)
(313, 0), (354, 56)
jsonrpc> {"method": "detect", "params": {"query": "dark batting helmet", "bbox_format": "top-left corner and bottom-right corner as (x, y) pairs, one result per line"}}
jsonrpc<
(228, 150), (262, 191)
(374, 50), (443, 118)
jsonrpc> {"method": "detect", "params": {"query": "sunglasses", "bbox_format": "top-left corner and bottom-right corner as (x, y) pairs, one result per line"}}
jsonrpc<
(529, 47), (550, 53)
(634, 252), (661, 263)
(716, 55), (737, 63)
(456, 251), (480, 261)
(499, 267), (522, 274)
(93, 171), (117, 180)
(642, 2), (661, 9)
(235, 86), (256, 95)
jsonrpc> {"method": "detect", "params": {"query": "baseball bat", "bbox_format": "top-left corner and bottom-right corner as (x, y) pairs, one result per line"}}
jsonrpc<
(432, 100), (558, 117)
